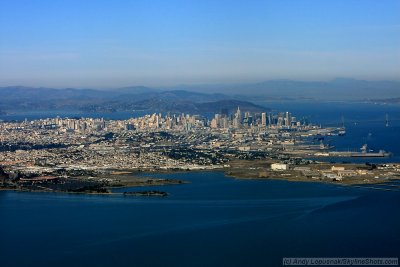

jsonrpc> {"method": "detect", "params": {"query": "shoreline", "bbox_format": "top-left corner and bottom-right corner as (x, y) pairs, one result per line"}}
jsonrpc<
(2, 171), (399, 196)
(224, 170), (400, 187)
(2, 160), (400, 195)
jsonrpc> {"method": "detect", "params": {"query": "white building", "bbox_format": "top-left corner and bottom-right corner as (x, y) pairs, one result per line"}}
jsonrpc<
(271, 163), (289, 170)
(261, 112), (267, 126)
(331, 166), (345, 171)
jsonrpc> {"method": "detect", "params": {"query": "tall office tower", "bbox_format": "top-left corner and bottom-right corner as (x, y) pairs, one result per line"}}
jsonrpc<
(284, 118), (289, 127)
(210, 118), (218, 128)
(261, 112), (267, 126)
(291, 116), (297, 126)
(277, 117), (283, 127)
(285, 112), (290, 126)
(166, 118), (171, 129)
(70, 120), (76, 130)
(214, 114), (221, 128)
(236, 106), (242, 122)
(156, 115), (160, 128)
(234, 106), (242, 128)
(247, 116), (253, 126)
(222, 117), (228, 128)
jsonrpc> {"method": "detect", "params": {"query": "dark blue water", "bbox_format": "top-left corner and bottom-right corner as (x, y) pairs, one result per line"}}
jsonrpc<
(257, 101), (400, 126)
(258, 101), (400, 163)
(1, 172), (400, 267)
(317, 120), (400, 164)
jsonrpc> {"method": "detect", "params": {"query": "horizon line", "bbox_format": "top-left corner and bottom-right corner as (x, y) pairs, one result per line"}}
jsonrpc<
(1, 77), (400, 90)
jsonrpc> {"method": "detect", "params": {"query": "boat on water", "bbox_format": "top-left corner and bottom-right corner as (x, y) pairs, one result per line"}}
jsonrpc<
(351, 150), (390, 157)
(328, 144), (391, 158)
(337, 126), (346, 136)
(351, 144), (391, 157)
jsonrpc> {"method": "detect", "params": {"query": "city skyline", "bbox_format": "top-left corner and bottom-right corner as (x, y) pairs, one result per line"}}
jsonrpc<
(1, 1), (400, 266)
(1, 0), (399, 88)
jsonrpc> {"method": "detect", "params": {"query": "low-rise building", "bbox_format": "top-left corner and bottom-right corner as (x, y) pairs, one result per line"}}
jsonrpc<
(271, 163), (289, 170)
(356, 169), (369, 175)
(293, 166), (311, 171)
(322, 172), (340, 180)
(337, 170), (357, 177)
(331, 166), (345, 171)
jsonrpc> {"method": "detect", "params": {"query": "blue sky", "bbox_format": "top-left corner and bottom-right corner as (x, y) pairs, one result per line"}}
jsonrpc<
(0, 0), (399, 88)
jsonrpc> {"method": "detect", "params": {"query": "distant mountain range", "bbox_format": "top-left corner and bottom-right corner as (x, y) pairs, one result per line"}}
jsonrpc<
(165, 78), (400, 101)
(370, 97), (400, 104)
(1, 78), (399, 114)
(0, 86), (266, 114)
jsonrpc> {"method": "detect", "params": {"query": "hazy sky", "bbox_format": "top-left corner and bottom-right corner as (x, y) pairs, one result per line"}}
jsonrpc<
(0, 0), (399, 88)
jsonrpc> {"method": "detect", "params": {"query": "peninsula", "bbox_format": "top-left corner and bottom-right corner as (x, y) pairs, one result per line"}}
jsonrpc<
(1, 108), (399, 194)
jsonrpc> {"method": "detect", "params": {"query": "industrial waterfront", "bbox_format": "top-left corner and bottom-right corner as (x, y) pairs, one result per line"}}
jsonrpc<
(1, 102), (400, 194)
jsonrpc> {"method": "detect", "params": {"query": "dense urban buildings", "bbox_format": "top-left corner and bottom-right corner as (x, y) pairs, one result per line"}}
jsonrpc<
(1, 108), (398, 194)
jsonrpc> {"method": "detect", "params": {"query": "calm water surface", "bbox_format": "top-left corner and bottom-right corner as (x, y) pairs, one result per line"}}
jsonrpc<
(1, 172), (400, 267)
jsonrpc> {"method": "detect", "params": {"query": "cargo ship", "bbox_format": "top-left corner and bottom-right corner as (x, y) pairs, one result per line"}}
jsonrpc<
(328, 144), (391, 158)
(351, 144), (391, 157)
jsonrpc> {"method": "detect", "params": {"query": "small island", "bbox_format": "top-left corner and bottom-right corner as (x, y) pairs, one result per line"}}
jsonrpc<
(123, 190), (168, 197)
